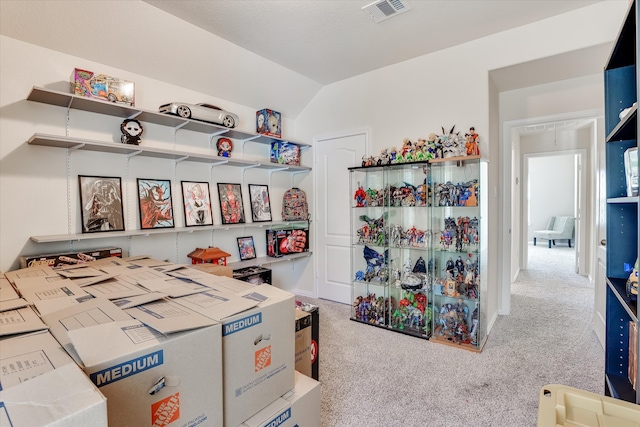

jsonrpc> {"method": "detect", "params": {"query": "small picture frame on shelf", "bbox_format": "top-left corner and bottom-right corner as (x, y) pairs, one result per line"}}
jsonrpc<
(217, 183), (245, 224)
(78, 175), (125, 233)
(248, 184), (272, 222)
(137, 178), (174, 229)
(181, 181), (213, 227)
(237, 236), (256, 261)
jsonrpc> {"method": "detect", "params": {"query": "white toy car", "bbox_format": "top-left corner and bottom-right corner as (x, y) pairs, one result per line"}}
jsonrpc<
(159, 102), (239, 128)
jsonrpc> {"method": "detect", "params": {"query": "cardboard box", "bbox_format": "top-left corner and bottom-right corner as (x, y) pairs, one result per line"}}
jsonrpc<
(20, 247), (123, 268)
(270, 141), (300, 165)
(240, 371), (321, 427)
(71, 68), (135, 106)
(296, 301), (319, 380)
(267, 228), (309, 257)
(173, 283), (295, 426)
(257, 109), (282, 138)
(0, 332), (107, 426)
(0, 305), (48, 337)
(294, 309), (312, 377)
(69, 319), (223, 427)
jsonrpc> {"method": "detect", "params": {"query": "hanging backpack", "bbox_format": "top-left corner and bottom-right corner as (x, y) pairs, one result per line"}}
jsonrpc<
(282, 188), (309, 221)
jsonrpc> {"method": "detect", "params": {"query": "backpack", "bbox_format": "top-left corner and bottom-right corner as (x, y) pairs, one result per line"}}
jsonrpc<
(282, 188), (309, 221)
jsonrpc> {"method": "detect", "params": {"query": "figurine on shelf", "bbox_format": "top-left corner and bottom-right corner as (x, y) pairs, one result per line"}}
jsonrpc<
(120, 118), (143, 145)
(465, 127), (480, 156)
(354, 183), (367, 207)
(217, 137), (232, 157)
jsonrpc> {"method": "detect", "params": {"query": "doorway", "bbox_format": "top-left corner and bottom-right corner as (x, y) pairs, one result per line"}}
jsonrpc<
(314, 130), (367, 303)
(522, 151), (584, 273)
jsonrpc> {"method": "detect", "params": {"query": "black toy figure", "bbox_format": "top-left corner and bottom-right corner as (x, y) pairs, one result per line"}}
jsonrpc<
(120, 119), (143, 145)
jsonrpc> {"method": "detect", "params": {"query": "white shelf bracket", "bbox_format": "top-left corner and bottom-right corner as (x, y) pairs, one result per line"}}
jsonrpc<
(241, 163), (261, 181)
(127, 111), (142, 120)
(175, 155), (189, 163)
(128, 150), (143, 159)
(69, 142), (86, 151)
(210, 159), (229, 170)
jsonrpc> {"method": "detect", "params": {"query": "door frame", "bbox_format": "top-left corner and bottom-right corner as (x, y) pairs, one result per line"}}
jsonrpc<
(500, 109), (601, 315)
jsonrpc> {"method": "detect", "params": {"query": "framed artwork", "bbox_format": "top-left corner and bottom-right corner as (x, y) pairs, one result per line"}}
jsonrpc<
(78, 175), (125, 233)
(181, 181), (213, 227)
(237, 236), (256, 261)
(217, 183), (245, 224)
(137, 178), (175, 229)
(248, 184), (272, 222)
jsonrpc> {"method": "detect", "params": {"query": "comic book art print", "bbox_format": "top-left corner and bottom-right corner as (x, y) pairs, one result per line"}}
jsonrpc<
(217, 183), (245, 224)
(137, 178), (175, 229)
(181, 181), (213, 227)
(237, 236), (256, 261)
(248, 184), (272, 222)
(78, 175), (125, 233)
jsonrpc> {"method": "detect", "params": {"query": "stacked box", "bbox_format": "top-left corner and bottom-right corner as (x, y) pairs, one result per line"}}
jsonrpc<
(270, 141), (300, 165)
(233, 266), (272, 285)
(0, 332), (108, 426)
(240, 371), (320, 427)
(296, 301), (319, 380)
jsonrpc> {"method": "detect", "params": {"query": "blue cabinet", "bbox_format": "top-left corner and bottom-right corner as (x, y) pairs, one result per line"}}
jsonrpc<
(604, 0), (639, 405)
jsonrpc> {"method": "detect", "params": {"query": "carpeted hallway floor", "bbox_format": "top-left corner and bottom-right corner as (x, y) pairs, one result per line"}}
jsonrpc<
(298, 243), (604, 426)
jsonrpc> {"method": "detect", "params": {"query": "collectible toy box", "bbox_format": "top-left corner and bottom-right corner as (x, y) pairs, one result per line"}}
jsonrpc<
(267, 228), (309, 257)
(71, 68), (135, 106)
(20, 246), (122, 268)
(271, 141), (300, 165)
(257, 108), (282, 138)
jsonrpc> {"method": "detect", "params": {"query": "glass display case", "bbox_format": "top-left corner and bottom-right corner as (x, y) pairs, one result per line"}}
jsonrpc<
(349, 161), (432, 339)
(429, 157), (487, 351)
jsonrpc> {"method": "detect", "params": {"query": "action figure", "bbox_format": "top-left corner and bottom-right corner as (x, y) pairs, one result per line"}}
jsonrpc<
(217, 137), (232, 157)
(120, 119), (143, 145)
(354, 184), (367, 207)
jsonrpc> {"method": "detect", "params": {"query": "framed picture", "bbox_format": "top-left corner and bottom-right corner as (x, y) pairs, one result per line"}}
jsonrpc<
(217, 183), (245, 224)
(137, 178), (174, 229)
(181, 181), (213, 226)
(237, 236), (256, 261)
(248, 184), (272, 222)
(78, 175), (125, 233)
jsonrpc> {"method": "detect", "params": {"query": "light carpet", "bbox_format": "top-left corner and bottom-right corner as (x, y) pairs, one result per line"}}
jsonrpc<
(297, 243), (604, 426)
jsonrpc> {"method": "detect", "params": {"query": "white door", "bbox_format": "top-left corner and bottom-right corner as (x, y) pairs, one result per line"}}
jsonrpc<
(315, 132), (367, 303)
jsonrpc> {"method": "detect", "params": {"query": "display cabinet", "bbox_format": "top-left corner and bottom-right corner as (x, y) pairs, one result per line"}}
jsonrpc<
(349, 161), (433, 339)
(603, 0), (640, 405)
(429, 157), (487, 351)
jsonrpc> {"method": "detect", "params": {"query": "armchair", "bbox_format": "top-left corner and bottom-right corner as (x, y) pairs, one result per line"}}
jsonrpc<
(533, 216), (575, 248)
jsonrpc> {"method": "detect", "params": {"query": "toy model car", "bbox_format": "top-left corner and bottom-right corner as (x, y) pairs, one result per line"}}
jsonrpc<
(158, 102), (239, 128)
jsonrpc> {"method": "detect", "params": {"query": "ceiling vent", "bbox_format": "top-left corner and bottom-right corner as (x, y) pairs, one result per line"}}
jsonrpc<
(362, 0), (412, 23)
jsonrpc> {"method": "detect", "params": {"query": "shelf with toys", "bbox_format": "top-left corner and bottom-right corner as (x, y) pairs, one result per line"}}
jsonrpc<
(349, 125), (487, 349)
(603, 0), (639, 405)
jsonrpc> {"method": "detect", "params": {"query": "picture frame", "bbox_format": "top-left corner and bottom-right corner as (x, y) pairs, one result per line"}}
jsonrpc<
(137, 178), (175, 229)
(217, 183), (245, 224)
(248, 184), (272, 222)
(78, 175), (125, 233)
(237, 236), (257, 261)
(181, 181), (213, 226)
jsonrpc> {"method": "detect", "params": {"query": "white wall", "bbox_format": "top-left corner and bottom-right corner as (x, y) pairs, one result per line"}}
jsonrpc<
(528, 154), (576, 242)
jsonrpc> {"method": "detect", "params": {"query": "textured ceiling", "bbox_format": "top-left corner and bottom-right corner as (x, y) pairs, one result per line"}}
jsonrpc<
(143, 0), (603, 85)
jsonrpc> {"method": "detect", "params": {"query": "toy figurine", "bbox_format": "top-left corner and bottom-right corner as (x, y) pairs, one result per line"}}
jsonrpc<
(354, 184), (367, 207)
(413, 257), (426, 274)
(217, 137), (232, 157)
(465, 127), (480, 156)
(120, 118), (143, 145)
